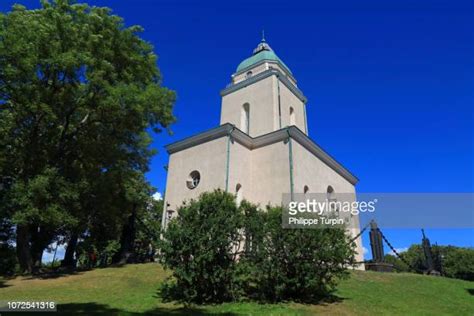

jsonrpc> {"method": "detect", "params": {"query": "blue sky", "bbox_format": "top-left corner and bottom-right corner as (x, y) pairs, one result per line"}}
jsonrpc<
(2, 0), (473, 259)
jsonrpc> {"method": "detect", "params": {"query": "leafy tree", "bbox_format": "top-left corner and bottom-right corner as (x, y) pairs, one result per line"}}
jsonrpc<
(383, 254), (410, 272)
(439, 246), (474, 281)
(135, 197), (163, 248)
(386, 244), (474, 281)
(0, 0), (175, 273)
(160, 190), (243, 304)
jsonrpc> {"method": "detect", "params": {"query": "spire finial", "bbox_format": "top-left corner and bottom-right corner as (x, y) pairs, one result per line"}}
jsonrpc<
(252, 30), (272, 55)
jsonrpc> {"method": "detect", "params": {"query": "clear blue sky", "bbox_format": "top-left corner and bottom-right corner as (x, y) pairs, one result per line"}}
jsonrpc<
(2, 0), (473, 257)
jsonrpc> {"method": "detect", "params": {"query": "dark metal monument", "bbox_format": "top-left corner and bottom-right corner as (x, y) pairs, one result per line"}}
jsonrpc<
(365, 220), (394, 272)
(421, 229), (441, 275)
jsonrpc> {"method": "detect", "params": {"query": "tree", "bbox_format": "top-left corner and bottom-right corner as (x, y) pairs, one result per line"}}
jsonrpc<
(160, 190), (243, 304)
(385, 244), (474, 281)
(442, 246), (474, 281)
(383, 254), (410, 272)
(0, 0), (175, 273)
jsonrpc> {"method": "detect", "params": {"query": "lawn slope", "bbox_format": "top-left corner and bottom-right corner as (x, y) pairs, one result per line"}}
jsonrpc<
(0, 263), (473, 315)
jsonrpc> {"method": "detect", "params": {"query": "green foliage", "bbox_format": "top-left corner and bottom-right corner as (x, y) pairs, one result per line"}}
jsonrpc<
(0, 0), (175, 272)
(0, 245), (17, 275)
(160, 190), (243, 304)
(10, 167), (79, 229)
(0, 218), (17, 275)
(160, 191), (356, 304)
(101, 240), (121, 265)
(242, 206), (355, 302)
(384, 254), (410, 272)
(137, 198), (163, 243)
(385, 244), (474, 281)
(441, 246), (474, 281)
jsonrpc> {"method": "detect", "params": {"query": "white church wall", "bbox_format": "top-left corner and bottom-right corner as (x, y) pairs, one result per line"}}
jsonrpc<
(220, 76), (277, 137)
(164, 137), (228, 214)
(279, 81), (307, 133)
(249, 141), (291, 206)
(292, 140), (355, 194)
(227, 139), (253, 203)
(291, 140), (364, 264)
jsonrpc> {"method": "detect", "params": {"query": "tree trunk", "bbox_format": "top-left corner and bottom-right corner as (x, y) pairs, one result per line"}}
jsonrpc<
(31, 246), (43, 274)
(16, 225), (33, 274)
(29, 225), (52, 274)
(62, 233), (78, 267)
(112, 205), (137, 264)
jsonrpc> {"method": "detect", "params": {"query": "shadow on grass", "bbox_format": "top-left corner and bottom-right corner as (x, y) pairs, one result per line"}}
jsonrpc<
(21, 264), (132, 281)
(271, 293), (347, 307)
(52, 303), (238, 315)
(312, 294), (346, 305)
(23, 269), (84, 280)
(467, 288), (474, 296)
(154, 284), (347, 314)
(38, 294), (347, 315)
(0, 279), (11, 288)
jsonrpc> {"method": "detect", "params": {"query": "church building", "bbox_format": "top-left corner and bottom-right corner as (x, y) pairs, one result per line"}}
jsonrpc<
(161, 37), (364, 263)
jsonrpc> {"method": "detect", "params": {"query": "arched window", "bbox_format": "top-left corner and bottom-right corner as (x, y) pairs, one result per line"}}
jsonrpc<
(327, 185), (335, 201)
(289, 107), (295, 126)
(246, 71), (253, 79)
(241, 103), (250, 134)
(236, 183), (243, 205)
(327, 185), (338, 213)
(303, 185), (309, 194)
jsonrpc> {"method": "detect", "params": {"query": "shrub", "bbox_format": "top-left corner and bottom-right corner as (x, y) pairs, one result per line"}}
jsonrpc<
(159, 190), (243, 304)
(159, 191), (356, 304)
(243, 206), (356, 302)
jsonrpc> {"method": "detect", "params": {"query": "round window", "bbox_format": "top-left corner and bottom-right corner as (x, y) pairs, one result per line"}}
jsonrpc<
(186, 170), (200, 189)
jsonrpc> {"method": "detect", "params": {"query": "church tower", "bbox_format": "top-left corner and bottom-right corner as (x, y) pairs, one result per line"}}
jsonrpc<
(220, 37), (308, 136)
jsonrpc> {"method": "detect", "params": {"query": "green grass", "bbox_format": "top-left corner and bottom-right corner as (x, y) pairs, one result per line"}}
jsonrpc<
(0, 263), (473, 315)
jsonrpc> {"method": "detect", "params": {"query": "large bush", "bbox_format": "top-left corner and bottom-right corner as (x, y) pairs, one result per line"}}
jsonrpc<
(159, 190), (243, 304)
(241, 205), (355, 302)
(160, 191), (356, 304)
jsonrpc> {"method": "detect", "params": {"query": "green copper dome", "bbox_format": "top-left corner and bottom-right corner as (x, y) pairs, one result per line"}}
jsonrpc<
(236, 40), (292, 75)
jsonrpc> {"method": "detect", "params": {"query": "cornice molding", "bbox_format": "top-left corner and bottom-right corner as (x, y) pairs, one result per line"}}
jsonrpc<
(233, 59), (296, 82)
(220, 69), (308, 103)
(165, 124), (358, 185)
(165, 124), (233, 154)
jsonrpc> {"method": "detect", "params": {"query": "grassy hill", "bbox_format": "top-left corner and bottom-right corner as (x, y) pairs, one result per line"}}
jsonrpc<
(0, 263), (473, 315)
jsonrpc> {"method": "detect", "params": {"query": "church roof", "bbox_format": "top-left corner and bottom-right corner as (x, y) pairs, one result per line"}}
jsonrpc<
(236, 39), (292, 75)
(165, 123), (358, 185)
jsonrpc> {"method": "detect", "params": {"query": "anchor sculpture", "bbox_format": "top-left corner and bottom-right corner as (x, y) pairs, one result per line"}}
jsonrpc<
(421, 229), (440, 275)
(365, 220), (394, 272)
